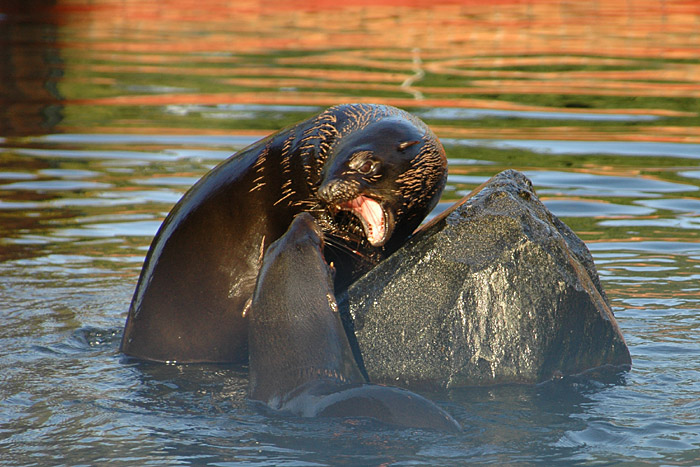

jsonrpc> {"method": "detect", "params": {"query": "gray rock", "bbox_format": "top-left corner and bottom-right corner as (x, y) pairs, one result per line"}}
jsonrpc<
(340, 169), (631, 388)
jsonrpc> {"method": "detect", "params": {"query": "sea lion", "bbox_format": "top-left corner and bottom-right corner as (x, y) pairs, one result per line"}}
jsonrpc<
(248, 213), (460, 432)
(120, 104), (447, 363)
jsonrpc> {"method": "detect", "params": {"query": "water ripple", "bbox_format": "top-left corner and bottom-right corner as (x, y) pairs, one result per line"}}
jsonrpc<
(543, 200), (655, 218)
(418, 107), (662, 122)
(446, 140), (700, 159)
(0, 180), (112, 191)
(525, 170), (697, 195)
(588, 241), (700, 254)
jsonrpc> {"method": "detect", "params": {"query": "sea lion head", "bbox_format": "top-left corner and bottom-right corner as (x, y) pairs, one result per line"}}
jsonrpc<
(317, 114), (447, 252)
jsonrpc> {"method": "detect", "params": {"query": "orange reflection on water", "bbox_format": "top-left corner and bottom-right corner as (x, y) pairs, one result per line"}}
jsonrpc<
(47, 0), (700, 56)
(1, 0), (699, 137)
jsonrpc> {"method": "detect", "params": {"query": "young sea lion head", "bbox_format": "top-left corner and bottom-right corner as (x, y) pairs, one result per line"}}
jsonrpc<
(317, 115), (447, 251)
(254, 212), (333, 301)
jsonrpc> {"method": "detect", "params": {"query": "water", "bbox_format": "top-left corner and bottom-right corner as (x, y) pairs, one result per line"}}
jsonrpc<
(1, 0), (699, 464)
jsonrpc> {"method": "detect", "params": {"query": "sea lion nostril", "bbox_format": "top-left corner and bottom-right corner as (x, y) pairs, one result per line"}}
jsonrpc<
(317, 183), (331, 202)
(318, 180), (342, 203)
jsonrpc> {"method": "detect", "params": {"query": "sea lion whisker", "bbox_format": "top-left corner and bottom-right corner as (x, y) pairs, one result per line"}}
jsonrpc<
(325, 237), (370, 262)
(322, 234), (367, 260)
(273, 190), (296, 206)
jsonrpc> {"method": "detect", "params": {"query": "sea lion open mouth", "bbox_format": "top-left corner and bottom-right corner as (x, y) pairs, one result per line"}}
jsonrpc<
(339, 195), (389, 247)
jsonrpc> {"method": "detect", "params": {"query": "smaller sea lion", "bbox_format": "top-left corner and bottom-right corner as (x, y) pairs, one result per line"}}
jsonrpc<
(248, 213), (460, 432)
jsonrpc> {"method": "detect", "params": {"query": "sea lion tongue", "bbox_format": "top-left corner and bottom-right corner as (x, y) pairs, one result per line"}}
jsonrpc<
(341, 196), (387, 247)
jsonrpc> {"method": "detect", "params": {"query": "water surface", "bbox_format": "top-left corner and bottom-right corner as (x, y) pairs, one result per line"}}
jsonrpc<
(1, 0), (699, 465)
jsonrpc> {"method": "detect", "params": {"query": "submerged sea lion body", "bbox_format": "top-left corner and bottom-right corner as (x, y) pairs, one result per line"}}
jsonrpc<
(249, 213), (460, 432)
(120, 104), (447, 363)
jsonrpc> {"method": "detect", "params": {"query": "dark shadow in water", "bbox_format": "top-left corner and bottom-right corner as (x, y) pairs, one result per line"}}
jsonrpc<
(0, 1), (64, 136)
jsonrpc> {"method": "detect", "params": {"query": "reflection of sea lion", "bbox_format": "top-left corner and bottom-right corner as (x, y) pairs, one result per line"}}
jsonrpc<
(249, 213), (460, 432)
(120, 104), (447, 364)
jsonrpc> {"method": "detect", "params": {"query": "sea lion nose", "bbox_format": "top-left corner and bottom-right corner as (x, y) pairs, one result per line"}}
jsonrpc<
(318, 179), (342, 203)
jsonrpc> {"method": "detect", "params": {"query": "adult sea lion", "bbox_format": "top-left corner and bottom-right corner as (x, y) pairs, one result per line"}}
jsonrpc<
(120, 104), (448, 363)
(248, 213), (460, 432)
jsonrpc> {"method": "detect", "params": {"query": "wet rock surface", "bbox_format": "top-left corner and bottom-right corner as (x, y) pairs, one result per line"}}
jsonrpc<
(340, 169), (631, 388)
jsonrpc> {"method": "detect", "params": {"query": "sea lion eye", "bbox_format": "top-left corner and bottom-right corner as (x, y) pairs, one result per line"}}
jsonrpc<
(358, 160), (375, 174)
(349, 152), (379, 175)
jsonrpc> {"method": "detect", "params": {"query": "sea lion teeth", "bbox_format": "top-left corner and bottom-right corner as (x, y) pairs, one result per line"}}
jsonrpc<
(340, 196), (387, 247)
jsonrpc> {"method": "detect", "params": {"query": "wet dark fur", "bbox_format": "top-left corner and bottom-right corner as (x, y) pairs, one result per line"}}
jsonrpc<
(120, 104), (447, 363)
(249, 213), (460, 432)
